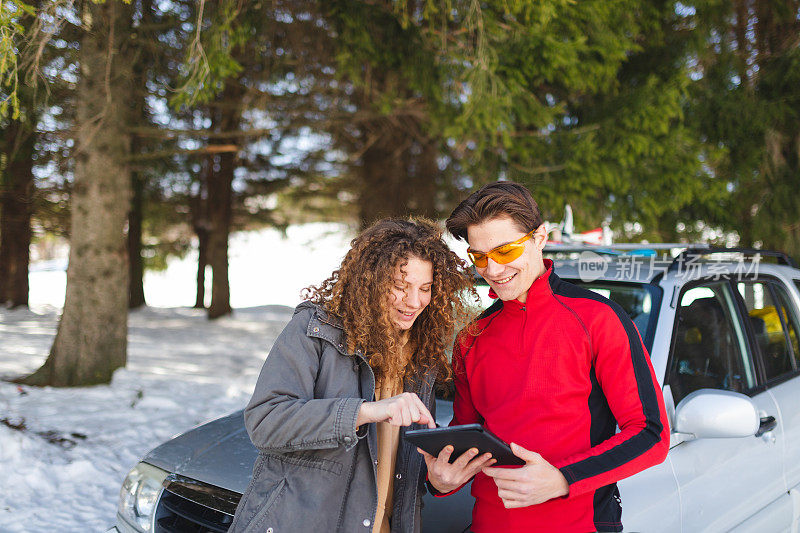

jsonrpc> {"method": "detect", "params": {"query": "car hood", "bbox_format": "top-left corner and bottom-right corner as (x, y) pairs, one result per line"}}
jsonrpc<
(143, 410), (256, 494)
(141, 399), (456, 495)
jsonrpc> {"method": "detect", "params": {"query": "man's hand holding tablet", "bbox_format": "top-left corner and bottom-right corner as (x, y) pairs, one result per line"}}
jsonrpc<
(483, 443), (570, 507)
(416, 429), (570, 504)
(408, 424), (526, 494)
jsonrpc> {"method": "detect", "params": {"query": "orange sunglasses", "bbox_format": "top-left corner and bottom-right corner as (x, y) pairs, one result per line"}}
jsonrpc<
(467, 229), (537, 268)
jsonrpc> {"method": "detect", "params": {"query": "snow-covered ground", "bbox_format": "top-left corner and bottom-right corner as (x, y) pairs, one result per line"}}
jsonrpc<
(0, 223), (358, 532)
(0, 305), (294, 532)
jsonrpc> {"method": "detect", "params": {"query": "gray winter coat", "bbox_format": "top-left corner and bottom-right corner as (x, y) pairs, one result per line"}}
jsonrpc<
(229, 301), (437, 533)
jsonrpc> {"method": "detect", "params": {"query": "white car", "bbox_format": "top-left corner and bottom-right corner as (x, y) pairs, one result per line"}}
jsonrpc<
(112, 246), (800, 532)
(557, 246), (800, 532)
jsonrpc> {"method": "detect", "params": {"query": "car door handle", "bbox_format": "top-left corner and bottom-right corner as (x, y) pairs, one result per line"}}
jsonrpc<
(755, 416), (777, 437)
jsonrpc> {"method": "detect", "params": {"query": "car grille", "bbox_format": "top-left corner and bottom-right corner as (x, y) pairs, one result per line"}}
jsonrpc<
(154, 475), (241, 533)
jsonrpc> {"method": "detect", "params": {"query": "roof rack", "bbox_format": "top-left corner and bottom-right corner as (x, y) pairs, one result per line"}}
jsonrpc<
(543, 243), (709, 254)
(543, 243), (798, 270)
(667, 247), (798, 271)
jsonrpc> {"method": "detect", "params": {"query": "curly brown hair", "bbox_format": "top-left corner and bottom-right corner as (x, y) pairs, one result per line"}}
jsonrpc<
(303, 218), (476, 383)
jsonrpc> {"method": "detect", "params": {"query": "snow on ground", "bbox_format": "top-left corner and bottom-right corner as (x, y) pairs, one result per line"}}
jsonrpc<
(0, 305), (294, 532)
(0, 223), (356, 532)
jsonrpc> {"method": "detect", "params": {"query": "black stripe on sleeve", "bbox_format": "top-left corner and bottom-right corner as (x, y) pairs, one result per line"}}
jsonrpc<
(550, 274), (664, 484)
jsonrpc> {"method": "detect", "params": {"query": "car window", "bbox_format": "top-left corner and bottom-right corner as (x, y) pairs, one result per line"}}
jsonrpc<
(667, 282), (755, 405)
(737, 281), (798, 380)
(570, 281), (660, 350)
(774, 288), (800, 371)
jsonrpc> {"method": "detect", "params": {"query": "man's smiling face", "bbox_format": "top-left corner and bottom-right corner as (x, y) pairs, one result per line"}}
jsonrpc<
(466, 216), (547, 303)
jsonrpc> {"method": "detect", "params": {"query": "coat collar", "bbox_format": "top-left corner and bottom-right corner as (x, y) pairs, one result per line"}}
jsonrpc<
(296, 301), (354, 357)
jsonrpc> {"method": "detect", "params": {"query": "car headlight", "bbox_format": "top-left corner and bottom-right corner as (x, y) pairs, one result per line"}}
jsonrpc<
(117, 462), (169, 532)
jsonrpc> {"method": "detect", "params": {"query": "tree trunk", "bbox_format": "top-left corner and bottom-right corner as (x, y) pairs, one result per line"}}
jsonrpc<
(358, 133), (411, 228)
(206, 152), (234, 318)
(206, 86), (241, 319)
(128, 171), (145, 308)
(408, 139), (438, 219)
(0, 108), (35, 308)
(194, 226), (209, 308)
(191, 154), (211, 309)
(127, 0), (152, 310)
(0, 203), (8, 304)
(356, 123), (444, 228)
(20, 2), (133, 386)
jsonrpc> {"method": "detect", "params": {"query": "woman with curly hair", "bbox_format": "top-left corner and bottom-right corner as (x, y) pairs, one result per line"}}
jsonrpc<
(230, 218), (480, 533)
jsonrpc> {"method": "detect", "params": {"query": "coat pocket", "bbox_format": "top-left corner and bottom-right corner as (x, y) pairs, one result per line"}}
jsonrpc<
(268, 450), (344, 475)
(243, 477), (287, 533)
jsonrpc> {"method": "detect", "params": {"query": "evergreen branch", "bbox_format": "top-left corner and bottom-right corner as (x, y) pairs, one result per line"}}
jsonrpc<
(127, 126), (274, 139)
(0, 0), (37, 119)
(510, 162), (567, 175)
(125, 144), (239, 162)
(508, 124), (601, 138)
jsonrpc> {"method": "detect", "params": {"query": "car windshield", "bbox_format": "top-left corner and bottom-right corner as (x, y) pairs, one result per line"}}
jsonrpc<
(472, 278), (661, 352)
(569, 281), (662, 352)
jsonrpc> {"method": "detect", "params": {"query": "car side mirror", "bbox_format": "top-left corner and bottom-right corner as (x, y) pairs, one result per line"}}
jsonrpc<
(673, 389), (759, 440)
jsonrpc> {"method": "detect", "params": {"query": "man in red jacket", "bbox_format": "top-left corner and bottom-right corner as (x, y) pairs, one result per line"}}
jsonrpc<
(420, 182), (669, 533)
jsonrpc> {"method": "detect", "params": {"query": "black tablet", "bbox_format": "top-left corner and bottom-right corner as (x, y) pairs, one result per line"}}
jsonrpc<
(404, 424), (525, 466)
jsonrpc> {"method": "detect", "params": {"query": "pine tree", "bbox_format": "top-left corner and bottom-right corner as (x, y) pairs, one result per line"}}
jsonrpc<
(22, 0), (135, 386)
(688, 0), (800, 257)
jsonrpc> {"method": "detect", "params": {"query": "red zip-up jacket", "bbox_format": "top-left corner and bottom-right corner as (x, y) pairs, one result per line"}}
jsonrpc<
(449, 260), (669, 532)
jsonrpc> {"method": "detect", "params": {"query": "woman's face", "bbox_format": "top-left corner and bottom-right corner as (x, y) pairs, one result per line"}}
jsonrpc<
(388, 256), (433, 331)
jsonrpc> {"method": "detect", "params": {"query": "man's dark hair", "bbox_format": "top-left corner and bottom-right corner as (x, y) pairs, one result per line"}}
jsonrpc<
(446, 181), (544, 241)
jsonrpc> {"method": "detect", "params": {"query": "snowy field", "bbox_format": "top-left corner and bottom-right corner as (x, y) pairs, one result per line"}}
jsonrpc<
(0, 305), (294, 532)
(0, 223), (360, 532)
